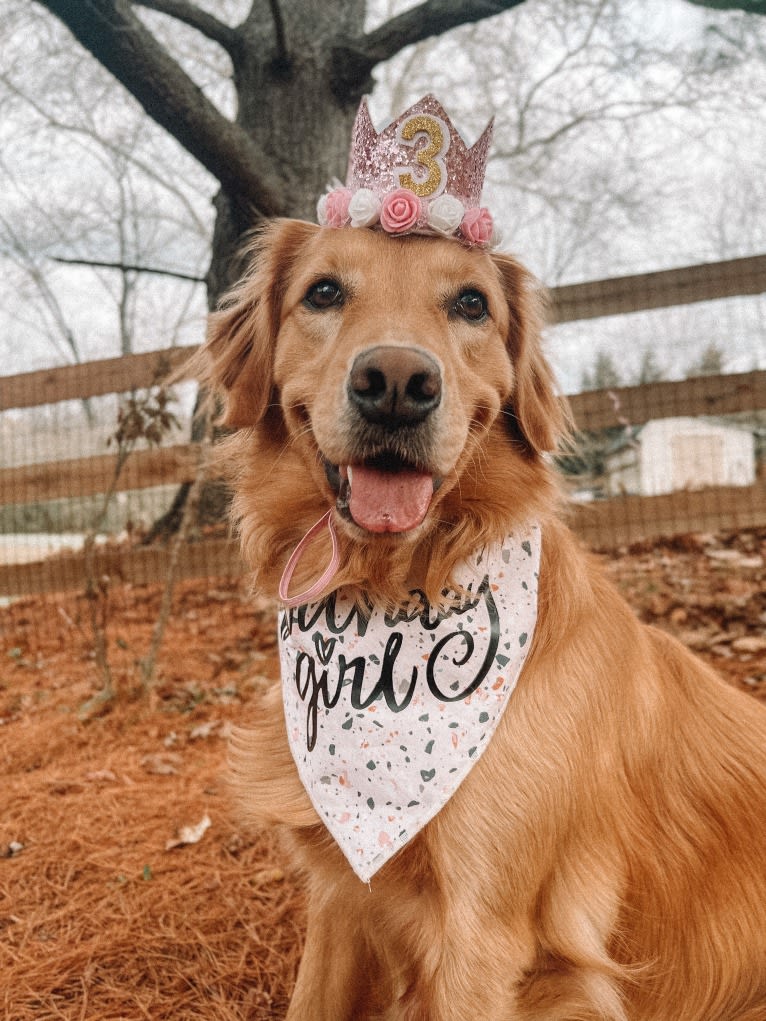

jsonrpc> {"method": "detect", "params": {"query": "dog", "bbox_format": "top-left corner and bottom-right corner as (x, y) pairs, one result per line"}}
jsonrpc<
(196, 218), (766, 1020)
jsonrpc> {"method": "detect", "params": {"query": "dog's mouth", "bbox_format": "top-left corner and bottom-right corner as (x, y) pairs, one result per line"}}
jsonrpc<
(323, 453), (440, 534)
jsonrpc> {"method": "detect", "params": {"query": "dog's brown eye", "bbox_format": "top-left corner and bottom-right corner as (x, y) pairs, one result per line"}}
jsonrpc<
(454, 290), (488, 322)
(305, 279), (343, 310)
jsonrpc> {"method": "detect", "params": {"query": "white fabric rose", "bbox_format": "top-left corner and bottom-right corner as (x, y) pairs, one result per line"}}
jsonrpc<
(348, 188), (381, 228)
(427, 193), (465, 235)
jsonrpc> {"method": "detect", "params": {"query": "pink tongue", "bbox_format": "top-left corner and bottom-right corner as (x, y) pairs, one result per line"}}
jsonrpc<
(348, 466), (433, 533)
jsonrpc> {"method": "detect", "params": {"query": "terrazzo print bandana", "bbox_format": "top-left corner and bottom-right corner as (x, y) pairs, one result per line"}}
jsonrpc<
(279, 525), (541, 883)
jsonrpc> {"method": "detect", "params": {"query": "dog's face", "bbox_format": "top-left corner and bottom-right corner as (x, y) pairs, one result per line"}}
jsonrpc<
(276, 225), (526, 540)
(203, 220), (563, 599)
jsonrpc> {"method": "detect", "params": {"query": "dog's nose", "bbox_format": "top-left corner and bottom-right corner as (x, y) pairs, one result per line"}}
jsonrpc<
(347, 346), (442, 427)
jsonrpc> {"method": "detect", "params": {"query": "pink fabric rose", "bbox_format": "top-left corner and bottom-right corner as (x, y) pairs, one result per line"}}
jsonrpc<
(322, 188), (352, 228)
(380, 188), (422, 234)
(460, 207), (494, 246)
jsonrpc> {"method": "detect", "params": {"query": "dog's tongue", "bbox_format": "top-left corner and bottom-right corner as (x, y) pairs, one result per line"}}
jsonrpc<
(348, 465), (433, 533)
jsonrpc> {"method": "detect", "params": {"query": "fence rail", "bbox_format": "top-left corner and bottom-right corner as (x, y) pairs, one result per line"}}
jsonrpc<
(549, 253), (766, 322)
(569, 479), (766, 549)
(2, 253), (764, 596)
(0, 347), (191, 412)
(4, 253), (764, 414)
(0, 537), (242, 597)
(2, 370), (763, 505)
(567, 369), (766, 432)
(0, 444), (205, 506)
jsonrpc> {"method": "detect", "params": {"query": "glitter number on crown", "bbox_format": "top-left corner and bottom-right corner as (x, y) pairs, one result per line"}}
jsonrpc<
(396, 114), (449, 199)
(317, 94), (498, 248)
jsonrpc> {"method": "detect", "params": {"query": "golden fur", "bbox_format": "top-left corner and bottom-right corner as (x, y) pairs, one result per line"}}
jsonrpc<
(197, 219), (766, 1020)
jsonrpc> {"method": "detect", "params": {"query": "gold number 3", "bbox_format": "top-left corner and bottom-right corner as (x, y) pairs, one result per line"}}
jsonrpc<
(396, 114), (450, 198)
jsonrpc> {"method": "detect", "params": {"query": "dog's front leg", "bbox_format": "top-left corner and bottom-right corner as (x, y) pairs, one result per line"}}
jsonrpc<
(372, 897), (537, 1021)
(286, 885), (382, 1021)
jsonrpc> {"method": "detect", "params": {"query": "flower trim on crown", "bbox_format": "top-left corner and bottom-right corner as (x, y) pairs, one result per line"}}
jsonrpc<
(317, 185), (499, 249)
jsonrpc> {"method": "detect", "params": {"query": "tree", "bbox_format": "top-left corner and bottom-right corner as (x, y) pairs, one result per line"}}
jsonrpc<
(0, 8), (211, 367)
(30, 0), (766, 306)
(4, 2), (761, 402)
(636, 349), (665, 385)
(686, 0), (766, 12)
(687, 341), (725, 376)
(31, 0), (536, 305)
(581, 350), (622, 391)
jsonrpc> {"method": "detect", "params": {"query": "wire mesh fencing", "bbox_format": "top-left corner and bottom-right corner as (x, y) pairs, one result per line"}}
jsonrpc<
(1, 254), (764, 599)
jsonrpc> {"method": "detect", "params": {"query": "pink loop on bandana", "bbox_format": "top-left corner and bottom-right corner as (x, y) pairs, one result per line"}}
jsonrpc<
(279, 510), (340, 608)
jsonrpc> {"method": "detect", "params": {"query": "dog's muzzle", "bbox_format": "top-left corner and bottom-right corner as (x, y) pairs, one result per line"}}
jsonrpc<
(325, 345), (443, 535)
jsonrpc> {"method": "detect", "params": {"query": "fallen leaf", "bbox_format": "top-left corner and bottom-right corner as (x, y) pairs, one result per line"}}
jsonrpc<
(250, 867), (285, 888)
(705, 549), (764, 570)
(141, 753), (182, 776)
(710, 644), (735, 658)
(732, 636), (766, 655)
(47, 779), (85, 795)
(0, 840), (25, 858)
(165, 813), (211, 851)
(189, 720), (219, 741)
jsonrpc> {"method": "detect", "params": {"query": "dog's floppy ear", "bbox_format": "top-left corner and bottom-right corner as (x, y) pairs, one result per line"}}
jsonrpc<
(197, 219), (318, 428)
(492, 251), (568, 455)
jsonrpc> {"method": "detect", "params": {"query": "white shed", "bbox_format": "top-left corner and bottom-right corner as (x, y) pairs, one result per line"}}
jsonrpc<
(604, 417), (756, 498)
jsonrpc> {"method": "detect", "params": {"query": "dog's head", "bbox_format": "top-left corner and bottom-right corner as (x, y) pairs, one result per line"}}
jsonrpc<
(200, 219), (565, 603)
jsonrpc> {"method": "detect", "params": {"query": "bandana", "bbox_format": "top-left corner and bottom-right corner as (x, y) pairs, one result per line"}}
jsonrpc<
(279, 525), (540, 882)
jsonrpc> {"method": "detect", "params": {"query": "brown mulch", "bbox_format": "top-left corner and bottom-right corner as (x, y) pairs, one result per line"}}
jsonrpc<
(2, 582), (301, 1020)
(1, 529), (765, 1019)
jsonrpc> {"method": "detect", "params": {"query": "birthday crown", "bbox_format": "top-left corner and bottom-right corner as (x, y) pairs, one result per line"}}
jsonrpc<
(317, 95), (497, 248)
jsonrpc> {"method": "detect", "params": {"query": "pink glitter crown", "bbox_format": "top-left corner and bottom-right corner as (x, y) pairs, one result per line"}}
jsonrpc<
(317, 95), (497, 248)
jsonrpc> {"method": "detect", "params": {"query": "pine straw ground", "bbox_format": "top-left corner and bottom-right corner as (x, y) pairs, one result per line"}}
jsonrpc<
(1, 529), (765, 1020)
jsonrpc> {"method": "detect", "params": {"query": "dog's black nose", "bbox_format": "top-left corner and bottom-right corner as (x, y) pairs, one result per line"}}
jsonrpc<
(348, 346), (442, 427)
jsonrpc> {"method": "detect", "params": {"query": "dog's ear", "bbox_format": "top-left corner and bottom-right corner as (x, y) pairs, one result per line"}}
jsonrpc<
(196, 219), (318, 428)
(492, 251), (569, 455)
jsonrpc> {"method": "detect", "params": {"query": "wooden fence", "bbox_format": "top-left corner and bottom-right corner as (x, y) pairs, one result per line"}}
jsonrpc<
(1, 253), (765, 597)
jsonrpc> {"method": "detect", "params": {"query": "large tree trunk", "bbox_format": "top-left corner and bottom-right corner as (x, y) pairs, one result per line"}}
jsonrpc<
(207, 0), (369, 299)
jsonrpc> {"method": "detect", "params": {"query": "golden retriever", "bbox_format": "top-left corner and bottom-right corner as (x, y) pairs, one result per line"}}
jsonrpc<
(197, 219), (766, 1020)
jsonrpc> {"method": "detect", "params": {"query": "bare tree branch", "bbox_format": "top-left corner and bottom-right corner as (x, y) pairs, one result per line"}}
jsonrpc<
(0, 212), (83, 365)
(50, 256), (206, 283)
(0, 70), (211, 234)
(331, 0), (528, 97)
(133, 0), (243, 57)
(267, 0), (290, 71)
(33, 0), (287, 216)
(685, 0), (766, 12)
